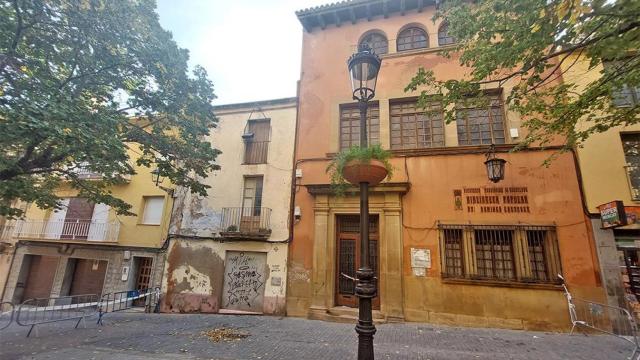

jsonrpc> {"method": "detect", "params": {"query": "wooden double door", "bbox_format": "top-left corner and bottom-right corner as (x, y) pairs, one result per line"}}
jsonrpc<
(336, 215), (380, 309)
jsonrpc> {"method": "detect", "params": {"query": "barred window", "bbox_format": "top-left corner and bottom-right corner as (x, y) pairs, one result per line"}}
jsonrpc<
(456, 93), (506, 145)
(438, 22), (456, 46)
(340, 103), (380, 150)
(390, 99), (444, 149)
(440, 224), (561, 284)
(443, 228), (464, 276)
(359, 32), (388, 55)
(622, 133), (640, 200)
(475, 229), (515, 280)
(397, 27), (428, 51)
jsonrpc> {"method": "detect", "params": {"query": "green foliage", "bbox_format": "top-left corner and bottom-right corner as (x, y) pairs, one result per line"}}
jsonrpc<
(0, 0), (221, 218)
(326, 145), (394, 195)
(406, 0), (640, 152)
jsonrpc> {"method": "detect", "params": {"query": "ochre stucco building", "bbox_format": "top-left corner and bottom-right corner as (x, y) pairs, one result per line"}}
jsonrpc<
(287, 0), (606, 331)
(0, 149), (171, 304)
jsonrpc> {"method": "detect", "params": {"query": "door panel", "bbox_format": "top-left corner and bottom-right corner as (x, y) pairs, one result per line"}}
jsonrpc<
(221, 251), (267, 313)
(61, 198), (95, 240)
(88, 203), (110, 241)
(336, 215), (380, 309)
(45, 199), (69, 239)
(68, 259), (107, 298)
(21, 255), (59, 301)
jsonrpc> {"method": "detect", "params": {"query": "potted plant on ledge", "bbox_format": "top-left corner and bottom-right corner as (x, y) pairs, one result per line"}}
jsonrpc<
(327, 145), (394, 195)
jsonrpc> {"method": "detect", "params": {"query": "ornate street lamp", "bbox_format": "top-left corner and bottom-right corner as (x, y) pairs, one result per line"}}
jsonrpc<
(485, 144), (506, 183)
(347, 44), (381, 360)
(151, 168), (163, 186)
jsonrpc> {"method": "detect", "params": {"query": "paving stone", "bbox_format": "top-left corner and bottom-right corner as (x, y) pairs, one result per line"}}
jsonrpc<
(0, 313), (632, 359)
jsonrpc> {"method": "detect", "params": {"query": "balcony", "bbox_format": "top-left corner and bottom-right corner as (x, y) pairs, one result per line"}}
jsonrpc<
(625, 165), (640, 201)
(220, 207), (272, 240)
(0, 219), (120, 242)
(243, 141), (269, 164)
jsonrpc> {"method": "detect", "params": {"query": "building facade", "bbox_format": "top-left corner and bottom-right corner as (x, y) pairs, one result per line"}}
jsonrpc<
(160, 97), (296, 315)
(288, 0), (606, 331)
(562, 54), (640, 318)
(0, 157), (171, 304)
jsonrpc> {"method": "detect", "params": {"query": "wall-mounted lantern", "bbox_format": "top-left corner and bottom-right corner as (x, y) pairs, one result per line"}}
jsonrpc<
(484, 144), (506, 183)
(151, 168), (163, 186)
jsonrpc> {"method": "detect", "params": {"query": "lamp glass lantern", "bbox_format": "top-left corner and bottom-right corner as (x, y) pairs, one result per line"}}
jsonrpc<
(484, 146), (506, 183)
(348, 44), (382, 102)
(151, 168), (163, 186)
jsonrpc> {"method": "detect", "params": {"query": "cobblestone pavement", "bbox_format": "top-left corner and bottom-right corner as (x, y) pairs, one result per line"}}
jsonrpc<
(0, 312), (633, 360)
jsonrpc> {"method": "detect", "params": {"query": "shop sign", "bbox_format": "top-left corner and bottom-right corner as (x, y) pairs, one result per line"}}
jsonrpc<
(626, 206), (640, 225)
(598, 201), (627, 228)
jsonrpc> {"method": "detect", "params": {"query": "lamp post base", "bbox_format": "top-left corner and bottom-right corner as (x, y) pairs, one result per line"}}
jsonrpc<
(355, 267), (377, 360)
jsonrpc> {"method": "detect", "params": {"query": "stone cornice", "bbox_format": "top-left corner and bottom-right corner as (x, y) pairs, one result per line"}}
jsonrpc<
(306, 182), (410, 195)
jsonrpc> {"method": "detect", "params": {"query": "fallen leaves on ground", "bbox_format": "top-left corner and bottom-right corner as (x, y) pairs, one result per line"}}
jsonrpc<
(201, 328), (250, 342)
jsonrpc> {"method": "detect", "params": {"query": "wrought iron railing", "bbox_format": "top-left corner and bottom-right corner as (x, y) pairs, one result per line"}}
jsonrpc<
(220, 207), (272, 235)
(625, 165), (640, 201)
(1, 219), (120, 242)
(243, 141), (269, 164)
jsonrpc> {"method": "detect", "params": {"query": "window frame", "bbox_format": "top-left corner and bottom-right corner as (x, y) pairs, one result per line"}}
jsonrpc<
(396, 26), (429, 52)
(359, 31), (389, 55)
(621, 132), (640, 201)
(456, 91), (507, 146)
(603, 60), (640, 108)
(389, 97), (445, 149)
(243, 118), (271, 164)
(440, 224), (562, 285)
(140, 196), (165, 225)
(339, 102), (380, 150)
(438, 22), (456, 46)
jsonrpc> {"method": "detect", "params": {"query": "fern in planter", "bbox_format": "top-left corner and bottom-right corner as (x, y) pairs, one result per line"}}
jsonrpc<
(326, 145), (394, 195)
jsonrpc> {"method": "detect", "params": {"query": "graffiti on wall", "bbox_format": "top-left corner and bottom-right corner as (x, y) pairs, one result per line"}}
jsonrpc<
(222, 251), (266, 312)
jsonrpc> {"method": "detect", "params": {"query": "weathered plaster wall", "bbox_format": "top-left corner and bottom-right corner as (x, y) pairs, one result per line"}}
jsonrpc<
(160, 238), (287, 315)
(172, 102), (296, 240)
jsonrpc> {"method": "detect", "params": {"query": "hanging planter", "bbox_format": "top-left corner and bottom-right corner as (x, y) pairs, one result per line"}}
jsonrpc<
(327, 145), (394, 194)
(342, 159), (389, 185)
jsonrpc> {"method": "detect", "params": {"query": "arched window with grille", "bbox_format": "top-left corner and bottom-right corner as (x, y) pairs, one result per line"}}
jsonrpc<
(438, 22), (456, 46)
(359, 32), (388, 55)
(397, 27), (428, 51)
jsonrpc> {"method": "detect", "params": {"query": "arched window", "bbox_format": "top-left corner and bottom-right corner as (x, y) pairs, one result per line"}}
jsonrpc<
(438, 22), (456, 46)
(359, 32), (388, 55)
(397, 27), (428, 51)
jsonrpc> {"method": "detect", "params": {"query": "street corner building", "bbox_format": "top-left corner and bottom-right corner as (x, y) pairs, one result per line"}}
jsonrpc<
(561, 52), (640, 319)
(287, 0), (606, 331)
(160, 97), (297, 316)
(0, 159), (170, 306)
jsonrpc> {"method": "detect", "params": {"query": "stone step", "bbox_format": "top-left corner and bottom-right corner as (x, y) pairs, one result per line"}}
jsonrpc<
(326, 306), (386, 324)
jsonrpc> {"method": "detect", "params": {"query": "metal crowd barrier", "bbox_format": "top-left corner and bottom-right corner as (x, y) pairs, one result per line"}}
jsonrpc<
(1, 301), (14, 330)
(560, 275), (640, 360)
(16, 294), (99, 337)
(97, 287), (160, 325)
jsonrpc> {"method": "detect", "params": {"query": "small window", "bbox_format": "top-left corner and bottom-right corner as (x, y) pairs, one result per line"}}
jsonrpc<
(526, 230), (548, 282)
(359, 32), (388, 55)
(475, 229), (515, 280)
(442, 228), (464, 277)
(603, 61), (640, 107)
(141, 196), (164, 225)
(340, 102), (380, 150)
(622, 133), (640, 200)
(390, 99), (444, 149)
(456, 93), (506, 145)
(438, 22), (456, 46)
(397, 27), (428, 51)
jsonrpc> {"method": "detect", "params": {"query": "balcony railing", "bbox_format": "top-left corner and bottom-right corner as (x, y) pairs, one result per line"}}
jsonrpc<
(625, 165), (640, 201)
(243, 141), (269, 164)
(0, 219), (120, 242)
(220, 207), (272, 239)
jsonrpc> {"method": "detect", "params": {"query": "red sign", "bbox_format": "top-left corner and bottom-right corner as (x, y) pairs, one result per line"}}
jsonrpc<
(626, 206), (640, 225)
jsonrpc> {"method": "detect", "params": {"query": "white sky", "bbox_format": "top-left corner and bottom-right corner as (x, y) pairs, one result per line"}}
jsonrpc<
(156, 0), (330, 105)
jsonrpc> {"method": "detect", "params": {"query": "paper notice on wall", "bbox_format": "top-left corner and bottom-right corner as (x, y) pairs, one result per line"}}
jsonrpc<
(411, 248), (431, 277)
(411, 248), (431, 268)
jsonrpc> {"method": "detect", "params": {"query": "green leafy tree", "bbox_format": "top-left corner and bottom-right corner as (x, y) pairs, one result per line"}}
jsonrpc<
(0, 0), (221, 218)
(406, 0), (640, 152)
